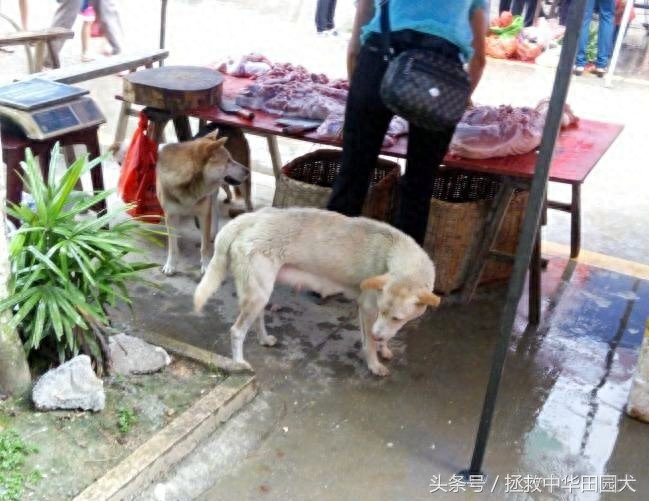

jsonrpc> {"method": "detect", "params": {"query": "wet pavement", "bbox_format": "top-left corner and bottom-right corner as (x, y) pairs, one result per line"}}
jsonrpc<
(2, 1), (649, 500)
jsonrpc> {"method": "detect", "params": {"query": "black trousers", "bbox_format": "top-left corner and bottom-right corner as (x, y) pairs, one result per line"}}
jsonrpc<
(512, 0), (539, 27)
(315, 0), (337, 32)
(327, 31), (460, 245)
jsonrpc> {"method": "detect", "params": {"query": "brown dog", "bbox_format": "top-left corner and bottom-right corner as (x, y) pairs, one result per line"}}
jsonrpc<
(156, 129), (250, 276)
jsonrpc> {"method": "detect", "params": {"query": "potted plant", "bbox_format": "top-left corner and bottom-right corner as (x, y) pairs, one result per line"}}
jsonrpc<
(0, 145), (159, 375)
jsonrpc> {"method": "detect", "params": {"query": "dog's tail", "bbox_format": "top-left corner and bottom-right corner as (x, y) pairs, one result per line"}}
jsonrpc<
(193, 216), (241, 313)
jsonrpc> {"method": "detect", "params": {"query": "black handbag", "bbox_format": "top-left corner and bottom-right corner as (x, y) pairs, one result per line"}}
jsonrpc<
(378, 2), (471, 131)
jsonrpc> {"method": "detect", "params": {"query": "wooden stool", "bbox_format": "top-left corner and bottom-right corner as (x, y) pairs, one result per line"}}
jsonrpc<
(2, 125), (107, 224)
(141, 106), (192, 144)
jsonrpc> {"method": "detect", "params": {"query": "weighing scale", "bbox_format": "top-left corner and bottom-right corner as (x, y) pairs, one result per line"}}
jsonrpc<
(0, 78), (105, 140)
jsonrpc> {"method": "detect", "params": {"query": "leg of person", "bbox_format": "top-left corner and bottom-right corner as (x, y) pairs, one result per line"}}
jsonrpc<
(394, 124), (454, 246)
(19, 0), (28, 30)
(315, 0), (328, 33)
(81, 20), (91, 60)
(93, 0), (123, 55)
(326, 0), (338, 31)
(511, 0), (524, 16)
(595, 0), (615, 74)
(499, 0), (512, 13)
(559, 0), (573, 25)
(47, 0), (84, 64)
(574, 0), (596, 72)
(327, 42), (393, 217)
(524, 0), (538, 27)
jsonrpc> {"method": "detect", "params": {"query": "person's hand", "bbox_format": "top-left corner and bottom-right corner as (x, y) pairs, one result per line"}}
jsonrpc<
(347, 41), (361, 80)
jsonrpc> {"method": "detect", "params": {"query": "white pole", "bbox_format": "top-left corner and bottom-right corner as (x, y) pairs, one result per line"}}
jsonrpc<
(605, 0), (634, 87)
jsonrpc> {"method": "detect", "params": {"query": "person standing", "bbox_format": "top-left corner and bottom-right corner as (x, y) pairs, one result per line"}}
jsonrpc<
(326, 0), (487, 245)
(315, 0), (338, 35)
(46, 0), (123, 66)
(92, 0), (123, 56)
(573, 0), (615, 76)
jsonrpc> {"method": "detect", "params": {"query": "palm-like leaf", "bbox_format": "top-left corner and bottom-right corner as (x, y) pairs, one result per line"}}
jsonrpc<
(0, 145), (159, 370)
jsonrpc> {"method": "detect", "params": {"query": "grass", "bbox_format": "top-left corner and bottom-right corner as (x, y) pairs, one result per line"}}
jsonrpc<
(117, 407), (138, 434)
(0, 430), (41, 501)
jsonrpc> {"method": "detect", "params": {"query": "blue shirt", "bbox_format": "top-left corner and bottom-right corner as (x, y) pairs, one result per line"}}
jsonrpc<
(361, 0), (487, 60)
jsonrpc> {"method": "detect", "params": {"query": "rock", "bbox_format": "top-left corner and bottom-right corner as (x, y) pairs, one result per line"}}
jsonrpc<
(32, 355), (105, 411)
(109, 333), (171, 375)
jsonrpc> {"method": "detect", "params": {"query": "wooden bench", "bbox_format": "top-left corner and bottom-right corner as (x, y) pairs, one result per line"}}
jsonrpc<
(25, 48), (170, 144)
(0, 27), (74, 72)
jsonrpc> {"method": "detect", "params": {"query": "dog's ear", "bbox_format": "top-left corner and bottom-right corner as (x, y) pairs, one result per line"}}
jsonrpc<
(360, 274), (389, 291)
(199, 137), (229, 162)
(417, 290), (441, 308)
(203, 128), (220, 140)
(213, 136), (228, 148)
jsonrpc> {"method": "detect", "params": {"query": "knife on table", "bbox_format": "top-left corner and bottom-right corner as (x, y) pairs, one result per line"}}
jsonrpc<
(219, 99), (255, 120)
(275, 118), (323, 135)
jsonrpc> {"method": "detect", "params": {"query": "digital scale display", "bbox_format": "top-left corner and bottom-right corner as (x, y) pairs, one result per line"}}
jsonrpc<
(32, 107), (78, 133)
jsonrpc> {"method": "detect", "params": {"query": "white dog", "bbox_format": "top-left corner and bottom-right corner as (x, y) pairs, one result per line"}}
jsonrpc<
(194, 207), (441, 376)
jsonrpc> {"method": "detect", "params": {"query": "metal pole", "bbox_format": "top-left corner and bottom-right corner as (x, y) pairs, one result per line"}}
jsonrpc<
(605, 0), (634, 87)
(160, 0), (168, 51)
(461, 0), (589, 478)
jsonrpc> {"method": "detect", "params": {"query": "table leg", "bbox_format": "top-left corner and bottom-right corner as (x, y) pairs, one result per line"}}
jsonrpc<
(264, 134), (282, 179)
(570, 183), (581, 258)
(460, 180), (516, 304)
(529, 227), (542, 325)
(3, 147), (26, 226)
(172, 116), (193, 142)
(86, 135), (108, 216)
(114, 100), (132, 145)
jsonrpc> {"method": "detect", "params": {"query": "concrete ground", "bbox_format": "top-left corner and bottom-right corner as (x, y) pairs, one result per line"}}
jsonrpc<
(3, 1), (649, 500)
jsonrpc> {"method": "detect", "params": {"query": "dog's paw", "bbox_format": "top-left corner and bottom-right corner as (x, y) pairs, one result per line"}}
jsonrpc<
(230, 360), (254, 373)
(260, 335), (277, 347)
(161, 263), (177, 276)
(369, 362), (390, 377)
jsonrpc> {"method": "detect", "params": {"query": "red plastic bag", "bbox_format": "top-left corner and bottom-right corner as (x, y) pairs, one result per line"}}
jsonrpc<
(91, 20), (103, 38)
(117, 113), (164, 223)
(485, 35), (518, 59)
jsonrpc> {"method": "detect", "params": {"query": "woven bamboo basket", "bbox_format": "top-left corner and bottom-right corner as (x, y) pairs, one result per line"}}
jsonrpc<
(423, 169), (529, 295)
(272, 149), (400, 222)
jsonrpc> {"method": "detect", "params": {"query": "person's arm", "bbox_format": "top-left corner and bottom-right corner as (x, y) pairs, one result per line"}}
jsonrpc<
(467, 7), (487, 95)
(347, 0), (375, 80)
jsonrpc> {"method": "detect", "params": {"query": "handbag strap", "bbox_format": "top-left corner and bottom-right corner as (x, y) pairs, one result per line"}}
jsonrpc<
(379, 1), (392, 61)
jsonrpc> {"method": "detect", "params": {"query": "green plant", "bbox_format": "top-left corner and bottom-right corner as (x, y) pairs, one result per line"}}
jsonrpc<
(0, 430), (41, 501)
(117, 407), (137, 434)
(0, 145), (159, 373)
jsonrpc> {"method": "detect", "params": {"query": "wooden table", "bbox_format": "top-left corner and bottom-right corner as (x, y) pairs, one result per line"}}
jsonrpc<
(178, 75), (623, 323)
(0, 27), (74, 72)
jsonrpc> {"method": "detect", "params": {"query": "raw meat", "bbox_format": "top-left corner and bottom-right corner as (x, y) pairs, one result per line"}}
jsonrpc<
(449, 105), (545, 159)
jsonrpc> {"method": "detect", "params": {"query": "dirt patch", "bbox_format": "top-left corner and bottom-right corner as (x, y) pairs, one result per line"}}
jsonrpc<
(0, 356), (226, 500)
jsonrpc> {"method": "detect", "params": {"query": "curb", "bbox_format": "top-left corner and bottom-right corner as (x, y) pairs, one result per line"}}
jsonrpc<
(73, 334), (258, 501)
